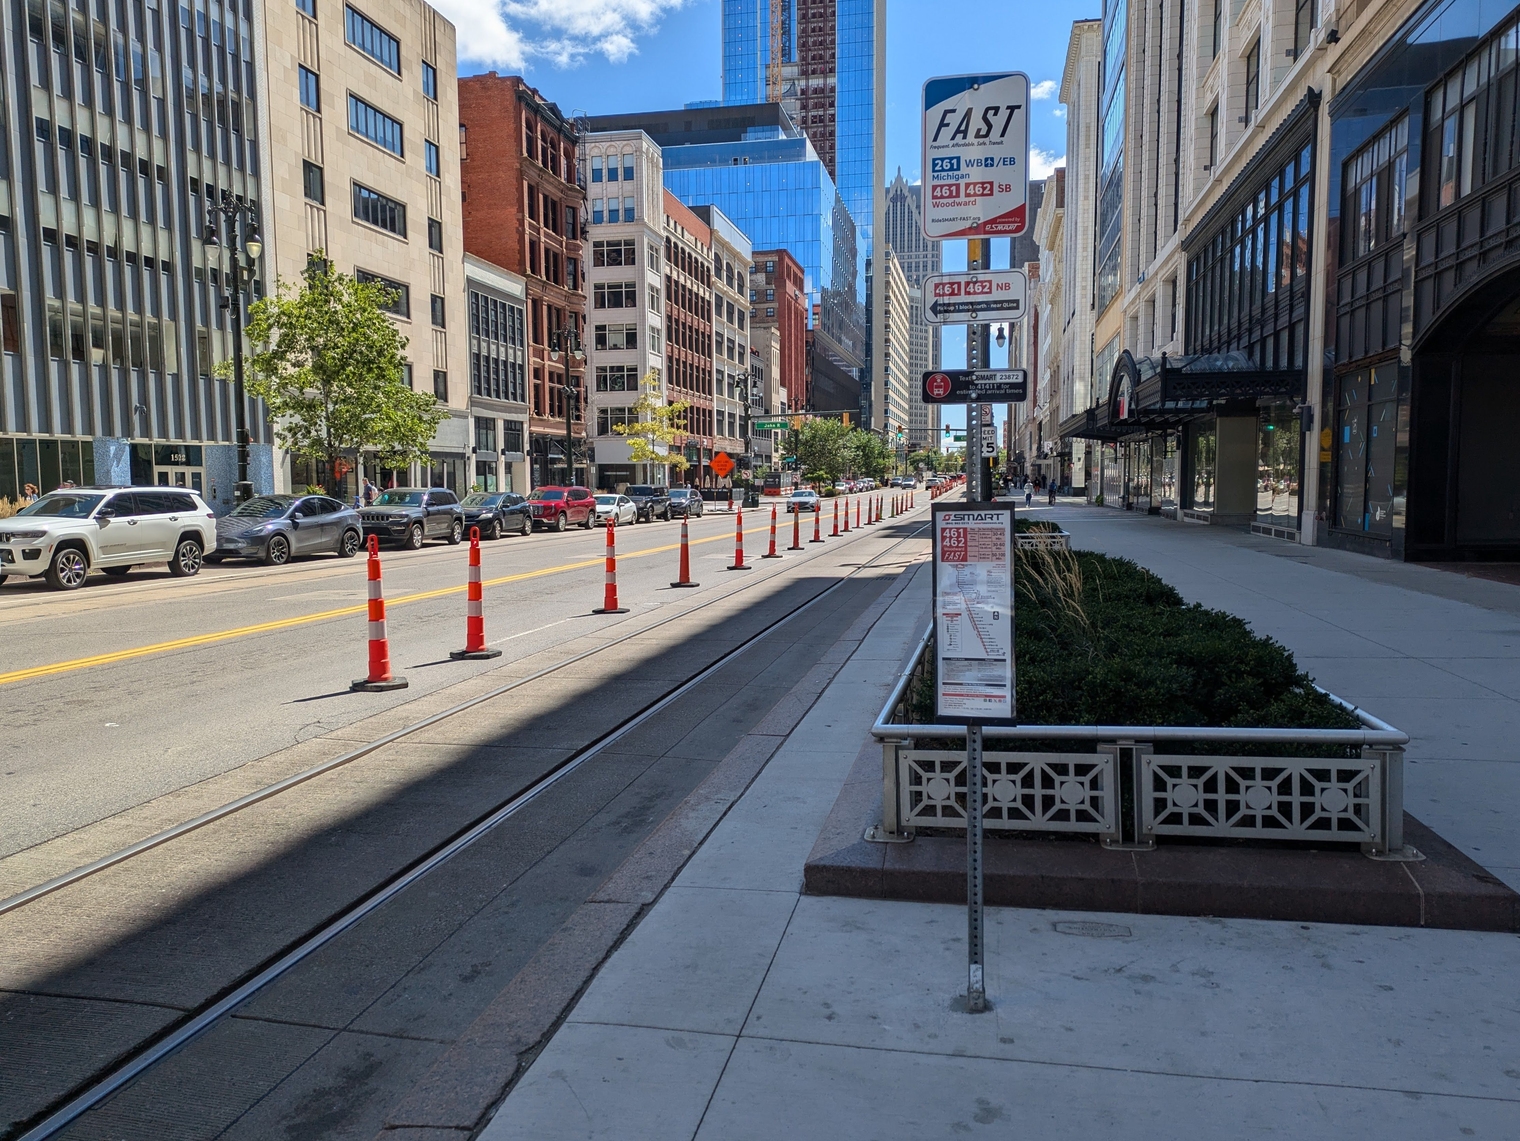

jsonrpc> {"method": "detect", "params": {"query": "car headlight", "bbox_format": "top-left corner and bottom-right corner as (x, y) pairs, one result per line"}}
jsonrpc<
(8, 530), (47, 541)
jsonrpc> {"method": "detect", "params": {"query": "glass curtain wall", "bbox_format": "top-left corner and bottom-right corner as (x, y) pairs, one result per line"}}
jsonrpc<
(1096, 0), (1126, 314)
(1335, 362), (1400, 535)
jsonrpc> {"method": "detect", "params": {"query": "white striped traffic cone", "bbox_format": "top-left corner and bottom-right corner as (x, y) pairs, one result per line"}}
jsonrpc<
(352, 535), (409, 691)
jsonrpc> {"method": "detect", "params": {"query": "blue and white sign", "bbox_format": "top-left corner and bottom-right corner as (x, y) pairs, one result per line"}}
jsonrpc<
(922, 72), (1030, 240)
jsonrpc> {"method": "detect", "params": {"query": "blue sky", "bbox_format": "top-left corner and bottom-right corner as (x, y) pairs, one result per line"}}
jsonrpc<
(448, 0), (1099, 441)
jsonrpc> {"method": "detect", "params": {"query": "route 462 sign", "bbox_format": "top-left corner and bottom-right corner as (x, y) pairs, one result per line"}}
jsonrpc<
(922, 72), (1030, 239)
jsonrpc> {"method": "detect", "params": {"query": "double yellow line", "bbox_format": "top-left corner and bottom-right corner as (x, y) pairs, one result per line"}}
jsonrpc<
(0, 523), (773, 687)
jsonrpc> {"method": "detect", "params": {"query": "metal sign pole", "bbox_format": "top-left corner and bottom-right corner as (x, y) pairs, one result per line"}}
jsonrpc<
(966, 719), (986, 1012)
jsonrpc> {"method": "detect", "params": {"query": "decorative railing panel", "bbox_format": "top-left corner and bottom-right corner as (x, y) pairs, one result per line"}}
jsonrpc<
(1141, 755), (1381, 843)
(900, 750), (1114, 834)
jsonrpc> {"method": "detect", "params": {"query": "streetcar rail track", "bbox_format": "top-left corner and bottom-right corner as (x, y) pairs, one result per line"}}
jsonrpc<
(8, 515), (935, 1141)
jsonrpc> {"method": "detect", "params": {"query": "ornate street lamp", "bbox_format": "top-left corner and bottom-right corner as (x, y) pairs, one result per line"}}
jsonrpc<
(549, 326), (586, 484)
(203, 191), (262, 502)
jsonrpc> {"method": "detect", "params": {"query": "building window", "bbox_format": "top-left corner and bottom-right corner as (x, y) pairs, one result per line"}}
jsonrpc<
(1207, 104), (1218, 169)
(1211, 0), (1221, 59)
(303, 159), (324, 203)
(428, 217), (442, 252)
(608, 198), (621, 223)
(1243, 40), (1261, 126)
(594, 323), (638, 350)
(421, 60), (437, 100)
(592, 238), (636, 266)
(622, 196), (635, 221)
(431, 293), (446, 327)
(597, 407), (639, 435)
(475, 416), (496, 453)
(349, 94), (403, 156)
(1422, 19), (1520, 213)
(425, 139), (439, 176)
(593, 281), (638, 309)
(595, 364), (639, 391)
(622, 153), (634, 181)
(352, 182), (406, 236)
(591, 155), (603, 182)
(591, 198), (603, 224)
(433, 370), (448, 400)
(1292, 0), (1315, 60)
(356, 268), (410, 317)
(1344, 116), (1408, 261)
(299, 65), (320, 111)
(503, 419), (524, 453)
(649, 286), (661, 311)
(344, 5), (400, 74)
(297, 0), (315, 16)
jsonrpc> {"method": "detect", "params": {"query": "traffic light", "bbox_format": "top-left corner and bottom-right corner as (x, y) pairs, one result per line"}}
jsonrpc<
(842, 412), (851, 428)
(789, 415), (803, 430)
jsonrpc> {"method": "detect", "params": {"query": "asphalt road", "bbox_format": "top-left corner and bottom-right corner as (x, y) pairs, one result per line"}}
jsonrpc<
(0, 502), (864, 858)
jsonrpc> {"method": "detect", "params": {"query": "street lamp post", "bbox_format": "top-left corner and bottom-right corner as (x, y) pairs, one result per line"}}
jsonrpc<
(548, 326), (586, 485)
(203, 191), (262, 503)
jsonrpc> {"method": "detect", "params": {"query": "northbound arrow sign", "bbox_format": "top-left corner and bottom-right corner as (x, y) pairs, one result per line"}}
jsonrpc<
(923, 270), (1027, 326)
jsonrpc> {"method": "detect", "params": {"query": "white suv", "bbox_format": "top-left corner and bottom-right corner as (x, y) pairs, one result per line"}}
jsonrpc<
(0, 486), (217, 590)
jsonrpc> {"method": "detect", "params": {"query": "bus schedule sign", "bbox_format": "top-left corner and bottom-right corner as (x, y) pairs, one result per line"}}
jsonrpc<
(932, 503), (1015, 723)
(922, 72), (1030, 239)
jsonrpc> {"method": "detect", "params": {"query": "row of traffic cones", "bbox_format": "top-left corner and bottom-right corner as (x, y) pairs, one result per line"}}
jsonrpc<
(352, 489), (930, 689)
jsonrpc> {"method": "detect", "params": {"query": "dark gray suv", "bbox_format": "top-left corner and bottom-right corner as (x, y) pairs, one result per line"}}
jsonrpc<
(360, 488), (465, 549)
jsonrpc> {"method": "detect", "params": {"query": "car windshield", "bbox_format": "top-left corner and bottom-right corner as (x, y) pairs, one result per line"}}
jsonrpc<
(16, 492), (105, 518)
(227, 496), (294, 519)
(790, 490), (813, 497)
(669, 489), (692, 499)
(461, 493), (502, 507)
(528, 489), (565, 501)
(375, 491), (425, 506)
(626, 486), (656, 497)
(595, 495), (618, 505)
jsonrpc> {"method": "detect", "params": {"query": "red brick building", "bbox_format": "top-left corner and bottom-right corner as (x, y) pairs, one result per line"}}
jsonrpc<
(458, 74), (588, 486)
(748, 249), (807, 410)
(662, 192), (718, 485)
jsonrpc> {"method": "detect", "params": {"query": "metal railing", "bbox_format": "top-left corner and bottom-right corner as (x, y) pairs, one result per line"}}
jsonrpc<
(870, 626), (1414, 857)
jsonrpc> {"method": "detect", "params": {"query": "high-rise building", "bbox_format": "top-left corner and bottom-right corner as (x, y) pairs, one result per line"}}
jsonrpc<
(748, 249), (806, 412)
(580, 130), (667, 489)
(874, 248), (910, 452)
(262, 0), (468, 495)
(457, 74), (588, 488)
(689, 205), (753, 471)
(662, 191), (719, 484)
(464, 255), (530, 493)
(884, 169), (941, 448)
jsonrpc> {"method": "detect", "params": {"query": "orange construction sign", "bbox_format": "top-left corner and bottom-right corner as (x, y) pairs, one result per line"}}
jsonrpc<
(710, 451), (735, 477)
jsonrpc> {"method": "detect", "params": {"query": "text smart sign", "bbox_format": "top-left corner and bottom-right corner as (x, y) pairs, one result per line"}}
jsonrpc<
(922, 72), (1030, 240)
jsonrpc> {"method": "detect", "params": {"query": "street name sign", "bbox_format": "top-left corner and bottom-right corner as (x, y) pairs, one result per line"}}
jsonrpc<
(922, 72), (1031, 239)
(932, 503), (1015, 722)
(752, 420), (788, 432)
(924, 270), (1027, 325)
(921, 369), (1028, 404)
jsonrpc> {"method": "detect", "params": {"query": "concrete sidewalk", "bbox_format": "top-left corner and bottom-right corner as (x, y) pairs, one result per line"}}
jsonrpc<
(472, 522), (1520, 1141)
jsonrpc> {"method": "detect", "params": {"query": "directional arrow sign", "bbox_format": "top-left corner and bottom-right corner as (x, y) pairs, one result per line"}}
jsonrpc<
(921, 369), (1029, 404)
(923, 270), (1027, 326)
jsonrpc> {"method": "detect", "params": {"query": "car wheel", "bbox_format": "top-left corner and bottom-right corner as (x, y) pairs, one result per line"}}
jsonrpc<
(488, 519), (502, 541)
(520, 516), (532, 536)
(262, 534), (291, 567)
(337, 529), (362, 558)
(403, 523), (425, 551)
(45, 546), (88, 590)
(169, 538), (203, 577)
(581, 513), (592, 529)
(555, 513), (567, 533)
(662, 508), (671, 521)
(447, 519), (464, 545)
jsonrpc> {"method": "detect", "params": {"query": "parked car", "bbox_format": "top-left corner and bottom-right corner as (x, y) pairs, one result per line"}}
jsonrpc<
(461, 492), (532, 539)
(786, 488), (821, 513)
(0, 486), (215, 590)
(592, 494), (638, 526)
(666, 488), (704, 518)
(624, 484), (671, 522)
(213, 494), (362, 566)
(360, 488), (465, 549)
(527, 486), (596, 531)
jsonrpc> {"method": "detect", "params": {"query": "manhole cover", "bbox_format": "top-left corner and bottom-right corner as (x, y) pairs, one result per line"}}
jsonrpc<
(1053, 921), (1133, 939)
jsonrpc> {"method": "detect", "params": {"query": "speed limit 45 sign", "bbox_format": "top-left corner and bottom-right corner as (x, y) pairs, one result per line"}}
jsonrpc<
(922, 72), (1030, 239)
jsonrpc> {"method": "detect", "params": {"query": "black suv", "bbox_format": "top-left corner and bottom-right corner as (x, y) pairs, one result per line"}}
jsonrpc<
(624, 485), (671, 522)
(360, 488), (465, 549)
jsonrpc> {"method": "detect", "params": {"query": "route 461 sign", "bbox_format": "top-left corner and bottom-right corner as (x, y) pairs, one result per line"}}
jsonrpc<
(922, 72), (1030, 239)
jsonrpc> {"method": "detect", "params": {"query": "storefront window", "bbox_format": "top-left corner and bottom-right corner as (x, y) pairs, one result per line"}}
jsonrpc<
(1128, 439), (1152, 502)
(1335, 365), (1397, 535)
(1100, 443), (1122, 504)
(1191, 422), (1217, 509)
(1257, 402), (1300, 525)
(1157, 433), (1178, 508)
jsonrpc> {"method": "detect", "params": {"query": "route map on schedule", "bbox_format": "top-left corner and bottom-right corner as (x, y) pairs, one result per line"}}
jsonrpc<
(934, 508), (1014, 721)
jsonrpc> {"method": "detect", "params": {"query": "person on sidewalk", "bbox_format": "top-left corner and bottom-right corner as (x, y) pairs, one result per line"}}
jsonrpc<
(362, 478), (378, 507)
(1023, 479), (1033, 507)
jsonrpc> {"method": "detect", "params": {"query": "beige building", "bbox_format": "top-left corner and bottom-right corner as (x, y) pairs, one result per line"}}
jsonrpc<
(690, 206), (754, 477)
(876, 248), (911, 457)
(257, 0), (467, 493)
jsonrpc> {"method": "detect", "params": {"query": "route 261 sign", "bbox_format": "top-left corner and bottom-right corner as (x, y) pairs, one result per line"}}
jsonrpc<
(922, 72), (1030, 240)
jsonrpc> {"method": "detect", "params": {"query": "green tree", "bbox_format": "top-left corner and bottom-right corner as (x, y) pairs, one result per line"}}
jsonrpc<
(908, 449), (942, 473)
(845, 429), (894, 479)
(613, 372), (692, 472)
(241, 256), (445, 478)
(796, 417), (851, 482)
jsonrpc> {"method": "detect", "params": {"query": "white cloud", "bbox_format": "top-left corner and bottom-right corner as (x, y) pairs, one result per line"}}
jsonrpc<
(441, 0), (688, 70)
(1052, 106), (1066, 118)
(1030, 79), (1058, 100)
(1030, 147), (1064, 180)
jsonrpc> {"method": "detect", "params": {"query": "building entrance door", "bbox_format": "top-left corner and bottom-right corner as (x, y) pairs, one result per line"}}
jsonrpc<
(155, 466), (205, 495)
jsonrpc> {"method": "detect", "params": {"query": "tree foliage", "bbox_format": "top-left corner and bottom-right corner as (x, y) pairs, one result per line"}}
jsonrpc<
(241, 256), (445, 475)
(845, 429), (894, 479)
(613, 372), (692, 471)
(795, 417), (851, 482)
(907, 449), (942, 473)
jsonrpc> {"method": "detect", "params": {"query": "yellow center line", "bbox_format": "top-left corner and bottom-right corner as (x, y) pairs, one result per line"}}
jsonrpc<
(0, 520), (815, 687)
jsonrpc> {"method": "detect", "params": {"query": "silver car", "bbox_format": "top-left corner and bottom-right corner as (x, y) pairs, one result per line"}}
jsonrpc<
(213, 494), (363, 566)
(592, 494), (638, 526)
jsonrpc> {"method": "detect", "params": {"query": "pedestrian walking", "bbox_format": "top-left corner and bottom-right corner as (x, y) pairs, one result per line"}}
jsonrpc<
(1048, 482), (1058, 506)
(21, 482), (38, 504)
(1023, 479), (1033, 508)
(362, 478), (378, 507)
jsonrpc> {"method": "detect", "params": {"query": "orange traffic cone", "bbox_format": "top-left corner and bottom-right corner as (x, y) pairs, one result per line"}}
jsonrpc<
(811, 504), (824, 543)
(728, 509), (751, 570)
(788, 505), (804, 550)
(671, 517), (699, 587)
(451, 527), (503, 660)
(763, 505), (782, 558)
(831, 500), (840, 537)
(594, 520), (630, 613)
(352, 536), (408, 691)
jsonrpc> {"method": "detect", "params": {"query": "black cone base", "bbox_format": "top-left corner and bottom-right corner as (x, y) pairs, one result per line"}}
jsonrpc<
(351, 677), (409, 691)
(670, 581), (700, 588)
(450, 648), (503, 660)
(593, 606), (631, 614)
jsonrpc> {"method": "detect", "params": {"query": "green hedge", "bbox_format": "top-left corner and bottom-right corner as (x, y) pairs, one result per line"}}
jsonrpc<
(910, 549), (1359, 744)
